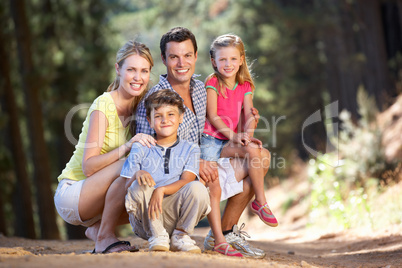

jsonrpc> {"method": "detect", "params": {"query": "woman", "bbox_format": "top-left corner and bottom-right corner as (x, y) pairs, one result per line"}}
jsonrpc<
(54, 41), (156, 253)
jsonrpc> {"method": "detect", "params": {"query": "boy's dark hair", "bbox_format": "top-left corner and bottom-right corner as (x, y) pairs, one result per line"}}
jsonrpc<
(160, 27), (198, 60)
(145, 89), (186, 118)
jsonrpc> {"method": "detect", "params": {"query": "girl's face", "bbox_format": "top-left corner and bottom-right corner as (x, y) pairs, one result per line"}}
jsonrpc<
(212, 46), (243, 82)
(116, 54), (151, 98)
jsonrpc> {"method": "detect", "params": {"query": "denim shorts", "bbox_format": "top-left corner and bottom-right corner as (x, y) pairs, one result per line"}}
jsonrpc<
(54, 179), (101, 227)
(200, 133), (229, 161)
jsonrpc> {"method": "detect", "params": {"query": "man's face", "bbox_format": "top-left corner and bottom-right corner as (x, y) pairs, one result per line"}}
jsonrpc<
(163, 39), (197, 87)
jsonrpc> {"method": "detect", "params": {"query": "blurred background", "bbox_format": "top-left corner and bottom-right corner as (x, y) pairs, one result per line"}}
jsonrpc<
(0, 0), (401, 240)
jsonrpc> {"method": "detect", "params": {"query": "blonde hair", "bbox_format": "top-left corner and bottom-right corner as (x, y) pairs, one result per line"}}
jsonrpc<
(207, 34), (255, 98)
(107, 40), (154, 135)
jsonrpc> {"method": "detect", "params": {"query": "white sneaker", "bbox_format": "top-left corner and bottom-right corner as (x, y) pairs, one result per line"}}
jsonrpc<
(203, 224), (266, 259)
(148, 234), (170, 251)
(170, 231), (201, 253)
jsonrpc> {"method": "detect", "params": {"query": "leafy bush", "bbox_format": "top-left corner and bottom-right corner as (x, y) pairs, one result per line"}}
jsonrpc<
(307, 87), (398, 230)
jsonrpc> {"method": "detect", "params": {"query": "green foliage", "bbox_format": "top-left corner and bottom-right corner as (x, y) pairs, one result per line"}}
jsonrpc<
(307, 88), (397, 230)
(109, 0), (333, 177)
(336, 87), (385, 182)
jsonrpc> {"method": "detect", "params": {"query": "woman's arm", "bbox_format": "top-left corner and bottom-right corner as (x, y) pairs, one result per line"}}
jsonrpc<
(82, 111), (156, 177)
(82, 110), (128, 177)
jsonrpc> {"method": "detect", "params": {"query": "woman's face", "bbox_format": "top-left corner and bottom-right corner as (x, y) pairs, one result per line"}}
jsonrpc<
(116, 54), (151, 97)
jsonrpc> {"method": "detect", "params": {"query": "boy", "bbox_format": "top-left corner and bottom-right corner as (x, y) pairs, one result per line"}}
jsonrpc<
(122, 89), (210, 253)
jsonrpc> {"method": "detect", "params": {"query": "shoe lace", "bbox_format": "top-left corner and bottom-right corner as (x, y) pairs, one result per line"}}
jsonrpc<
(234, 223), (251, 241)
(175, 233), (196, 245)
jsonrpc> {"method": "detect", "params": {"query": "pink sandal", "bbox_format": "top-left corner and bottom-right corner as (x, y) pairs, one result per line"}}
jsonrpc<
(250, 200), (278, 227)
(214, 242), (243, 257)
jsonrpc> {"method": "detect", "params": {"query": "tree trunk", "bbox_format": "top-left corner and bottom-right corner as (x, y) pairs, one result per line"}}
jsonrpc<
(356, 0), (394, 110)
(10, 0), (60, 239)
(322, 0), (397, 117)
(322, 1), (360, 118)
(0, 10), (36, 238)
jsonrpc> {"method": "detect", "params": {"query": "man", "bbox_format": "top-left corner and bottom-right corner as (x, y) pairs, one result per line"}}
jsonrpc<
(136, 27), (270, 258)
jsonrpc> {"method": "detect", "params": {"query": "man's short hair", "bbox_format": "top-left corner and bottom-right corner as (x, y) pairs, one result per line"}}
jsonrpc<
(160, 27), (198, 60)
(145, 89), (186, 118)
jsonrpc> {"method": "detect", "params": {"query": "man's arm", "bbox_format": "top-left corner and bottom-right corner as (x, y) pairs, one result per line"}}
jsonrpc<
(199, 159), (219, 184)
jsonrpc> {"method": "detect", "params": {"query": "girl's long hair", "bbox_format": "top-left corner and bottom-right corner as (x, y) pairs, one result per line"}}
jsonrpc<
(107, 40), (154, 135)
(207, 34), (255, 98)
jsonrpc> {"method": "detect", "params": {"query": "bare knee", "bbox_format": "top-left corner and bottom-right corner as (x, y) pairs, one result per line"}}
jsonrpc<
(261, 148), (271, 171)
(244, 142), (262, 158)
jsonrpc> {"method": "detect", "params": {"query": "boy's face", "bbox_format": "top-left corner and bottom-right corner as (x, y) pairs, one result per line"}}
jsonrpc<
(147, 105), (183, 139)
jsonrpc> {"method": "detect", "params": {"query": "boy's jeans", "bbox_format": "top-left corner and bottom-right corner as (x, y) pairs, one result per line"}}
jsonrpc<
(125, 181), (211, 239)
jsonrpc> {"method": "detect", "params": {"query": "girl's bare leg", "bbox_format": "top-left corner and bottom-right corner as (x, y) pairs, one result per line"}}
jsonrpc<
(221, 143), (269, 205)
(220, 146), (271, 230)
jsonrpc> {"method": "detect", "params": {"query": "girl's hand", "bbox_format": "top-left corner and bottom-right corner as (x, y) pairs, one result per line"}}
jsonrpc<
(126, 133), (156, 149)
(233, 133), (251, 146)
(135, 170), (156, 187)
(249, 136), (263, 150)
(148, 187), (164, 220)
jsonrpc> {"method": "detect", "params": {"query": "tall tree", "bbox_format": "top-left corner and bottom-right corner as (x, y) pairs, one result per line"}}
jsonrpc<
(0, 1), (36, 238)
(10, 0), (59, 239)
(322, 0), (398, 118)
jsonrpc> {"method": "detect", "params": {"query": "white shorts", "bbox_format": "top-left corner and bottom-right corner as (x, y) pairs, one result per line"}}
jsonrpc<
(217, 158), (243, 201)
(54, 179), (101, 227)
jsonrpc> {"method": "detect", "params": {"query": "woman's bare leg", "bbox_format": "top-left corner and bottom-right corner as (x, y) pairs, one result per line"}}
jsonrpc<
(78, 159), (131, 252)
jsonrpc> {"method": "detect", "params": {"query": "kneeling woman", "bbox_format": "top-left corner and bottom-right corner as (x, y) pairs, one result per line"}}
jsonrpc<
(54, 41), (156, 253)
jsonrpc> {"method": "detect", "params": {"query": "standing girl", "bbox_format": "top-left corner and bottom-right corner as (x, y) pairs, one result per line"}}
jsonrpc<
(54, 41), (156, 253)
(201, 34), (278, 257)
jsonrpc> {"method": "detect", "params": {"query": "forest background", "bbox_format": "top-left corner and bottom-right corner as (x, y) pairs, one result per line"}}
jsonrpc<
(0, 0), (401, 240)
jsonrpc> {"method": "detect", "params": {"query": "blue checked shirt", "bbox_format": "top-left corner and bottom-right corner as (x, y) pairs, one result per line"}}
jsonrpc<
(136, 74), (207, 145)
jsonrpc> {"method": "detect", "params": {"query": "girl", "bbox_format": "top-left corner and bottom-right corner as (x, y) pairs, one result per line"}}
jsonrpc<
(201, 34), (278, 257)
(54, 41), (156, 253)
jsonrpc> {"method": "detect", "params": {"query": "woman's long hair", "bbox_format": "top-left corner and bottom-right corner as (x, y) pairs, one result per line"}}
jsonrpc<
(107, 41), (154, 135)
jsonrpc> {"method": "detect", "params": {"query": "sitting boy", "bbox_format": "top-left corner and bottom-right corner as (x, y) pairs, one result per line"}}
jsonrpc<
(122, 89), (210, 253)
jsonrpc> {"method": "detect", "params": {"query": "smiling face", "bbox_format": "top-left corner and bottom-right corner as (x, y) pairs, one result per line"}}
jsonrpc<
(148, 105), (183, 141)
(212, 46), (243, 84)
(163, 39), (197, 88)
(116, 54), (151, 97)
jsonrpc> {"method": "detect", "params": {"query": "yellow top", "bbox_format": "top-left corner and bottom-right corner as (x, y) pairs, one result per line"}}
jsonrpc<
(58, 92), (130, 182)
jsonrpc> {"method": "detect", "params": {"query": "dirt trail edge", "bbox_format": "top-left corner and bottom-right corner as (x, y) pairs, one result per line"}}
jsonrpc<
(1, 224), (401, 268)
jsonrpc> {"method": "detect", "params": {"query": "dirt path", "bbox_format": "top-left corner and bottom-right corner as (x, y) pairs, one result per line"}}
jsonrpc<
(1, 224), (401, 268)
(2, 176), (401, 267)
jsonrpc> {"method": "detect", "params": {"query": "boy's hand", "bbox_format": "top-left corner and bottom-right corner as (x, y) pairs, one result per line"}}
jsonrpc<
(135, 170), (156, 187)
(199, 159), (219, 184)
(148, 187), (164, 220)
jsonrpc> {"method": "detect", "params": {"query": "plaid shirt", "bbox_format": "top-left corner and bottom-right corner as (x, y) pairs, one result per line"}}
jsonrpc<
(136, 74), (207, 145)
